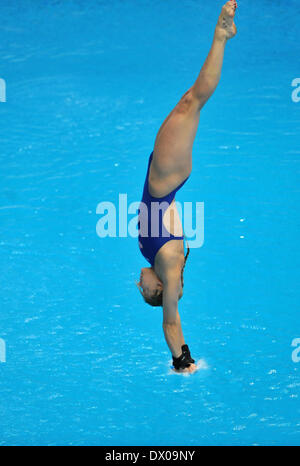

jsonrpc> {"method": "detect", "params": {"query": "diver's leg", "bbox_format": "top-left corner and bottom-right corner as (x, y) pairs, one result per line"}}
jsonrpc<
(191, 0), (237, 107)
(152, 1), (237, 183)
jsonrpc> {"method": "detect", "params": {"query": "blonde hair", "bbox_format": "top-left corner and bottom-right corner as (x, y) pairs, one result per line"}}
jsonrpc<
(136, 241), (190, 308)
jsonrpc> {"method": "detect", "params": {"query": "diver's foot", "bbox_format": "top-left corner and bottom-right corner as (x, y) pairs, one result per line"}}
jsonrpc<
(215, 1), (237, 41)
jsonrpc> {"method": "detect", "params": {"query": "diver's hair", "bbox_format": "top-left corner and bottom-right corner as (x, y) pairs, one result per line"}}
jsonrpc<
(138, 240), (190, 308)
(181, 238), (190, 286)
(143, 291), (163, 307)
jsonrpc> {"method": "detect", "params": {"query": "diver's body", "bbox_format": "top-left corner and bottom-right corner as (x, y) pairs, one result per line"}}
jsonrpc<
(137, 2), (238, 373)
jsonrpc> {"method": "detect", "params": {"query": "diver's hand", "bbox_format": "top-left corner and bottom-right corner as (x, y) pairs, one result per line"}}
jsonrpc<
(175, 363), (197, 374)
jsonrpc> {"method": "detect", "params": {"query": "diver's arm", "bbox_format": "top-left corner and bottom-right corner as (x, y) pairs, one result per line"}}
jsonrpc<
(162, 270), (185, 358)
(157, 249), (196, 371)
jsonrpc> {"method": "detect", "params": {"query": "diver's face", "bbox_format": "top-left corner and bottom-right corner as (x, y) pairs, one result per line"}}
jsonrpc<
(138, 268), (163, 300)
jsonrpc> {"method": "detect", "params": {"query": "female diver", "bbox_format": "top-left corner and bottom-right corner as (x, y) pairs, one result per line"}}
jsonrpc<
(137, 1), (238, 373)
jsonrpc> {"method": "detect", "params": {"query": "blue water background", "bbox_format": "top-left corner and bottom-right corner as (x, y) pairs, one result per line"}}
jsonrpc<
(0, 0), (299, 446)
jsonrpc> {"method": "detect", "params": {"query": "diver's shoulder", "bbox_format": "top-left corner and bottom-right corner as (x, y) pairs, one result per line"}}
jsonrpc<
(155, 243), (185, 276)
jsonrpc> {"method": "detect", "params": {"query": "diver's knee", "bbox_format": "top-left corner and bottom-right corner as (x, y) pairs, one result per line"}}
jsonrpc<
(176, 88), (194, 112)
(176, 87), (202, 114)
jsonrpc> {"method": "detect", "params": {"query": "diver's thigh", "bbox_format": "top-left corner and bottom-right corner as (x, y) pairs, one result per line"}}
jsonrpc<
(153, 91), (200, 176)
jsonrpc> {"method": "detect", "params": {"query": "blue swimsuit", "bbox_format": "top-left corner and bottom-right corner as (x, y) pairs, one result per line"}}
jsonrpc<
(138, 152), (189, 267)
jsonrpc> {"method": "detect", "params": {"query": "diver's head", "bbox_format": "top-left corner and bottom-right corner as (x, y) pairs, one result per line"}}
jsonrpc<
(136, 267), (163, 307)
(136, 266), (185, 307)
(136, 243), (190, 307)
